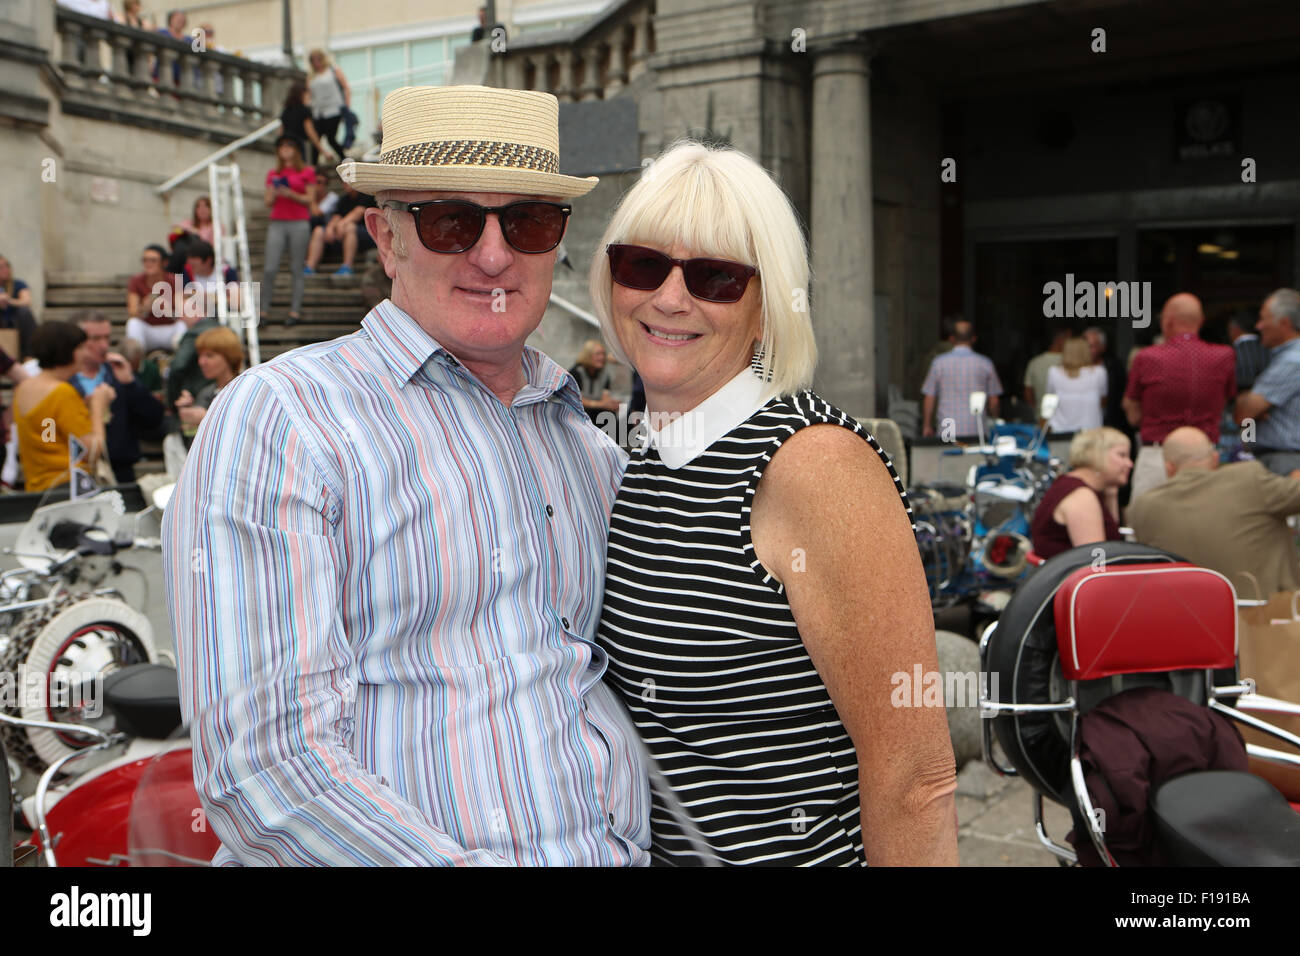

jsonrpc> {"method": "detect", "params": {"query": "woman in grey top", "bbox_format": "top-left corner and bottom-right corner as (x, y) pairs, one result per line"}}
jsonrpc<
(307, 49), (350, 161)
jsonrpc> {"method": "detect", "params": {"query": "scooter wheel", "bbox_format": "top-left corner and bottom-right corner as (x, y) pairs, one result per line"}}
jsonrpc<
(0, 594), (155, 784)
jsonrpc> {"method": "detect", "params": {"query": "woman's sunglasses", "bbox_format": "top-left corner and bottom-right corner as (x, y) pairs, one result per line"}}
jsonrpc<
(606, 244), (757, 304)
(385, 200), (571, 255)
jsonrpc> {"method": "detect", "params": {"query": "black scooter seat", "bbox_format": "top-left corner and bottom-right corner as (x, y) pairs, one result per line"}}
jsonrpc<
(1152, 770), (1300, 866)
(103, 664), (183, 740)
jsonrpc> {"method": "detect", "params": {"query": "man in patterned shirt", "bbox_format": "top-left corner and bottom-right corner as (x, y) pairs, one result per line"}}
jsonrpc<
(1123, 292), (1236, 502)
(164, 86), (650, 866)
(920, 319), (1002, 438)
(1235, 288), (1300, 478)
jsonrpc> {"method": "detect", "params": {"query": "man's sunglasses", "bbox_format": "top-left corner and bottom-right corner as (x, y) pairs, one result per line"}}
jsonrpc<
(606, 244), (757, 304)
(384, 199), (571, 254)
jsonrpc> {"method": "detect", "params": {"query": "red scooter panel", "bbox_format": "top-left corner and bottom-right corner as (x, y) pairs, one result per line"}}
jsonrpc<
(1053, 562), (1238, 681)
(31, 749), (220, 866)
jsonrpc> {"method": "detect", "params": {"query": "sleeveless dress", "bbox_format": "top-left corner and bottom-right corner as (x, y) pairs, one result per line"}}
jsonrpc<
(1030, 473), (1122, 561)
(596, 387), (912, 866)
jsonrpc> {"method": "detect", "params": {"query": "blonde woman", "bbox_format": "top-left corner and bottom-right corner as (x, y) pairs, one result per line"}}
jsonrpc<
(1044, 336), (1108, 433)
(307, 49), (350, 160)
(590, 141), (957, 866)
(1030, 426), (1132, 560)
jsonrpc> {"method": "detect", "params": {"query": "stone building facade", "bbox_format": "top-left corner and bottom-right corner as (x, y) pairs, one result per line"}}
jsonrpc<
(472, 0), (1300, 416)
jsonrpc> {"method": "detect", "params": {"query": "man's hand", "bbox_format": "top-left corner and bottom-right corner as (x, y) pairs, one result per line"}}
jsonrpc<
(175, 388), (195, 410)
(89, 382), (116, 409)
(106, 352), (135, 385)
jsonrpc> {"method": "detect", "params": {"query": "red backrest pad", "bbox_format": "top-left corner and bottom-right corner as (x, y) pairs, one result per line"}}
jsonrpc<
(1053, 563), (1237, 680)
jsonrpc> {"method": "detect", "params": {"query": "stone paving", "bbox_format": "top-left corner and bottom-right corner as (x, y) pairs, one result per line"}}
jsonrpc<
(957, 760), (1077, 866)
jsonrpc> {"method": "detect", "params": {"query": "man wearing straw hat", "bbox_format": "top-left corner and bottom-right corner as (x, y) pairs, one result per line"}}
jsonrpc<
(164, 86), (650, 865)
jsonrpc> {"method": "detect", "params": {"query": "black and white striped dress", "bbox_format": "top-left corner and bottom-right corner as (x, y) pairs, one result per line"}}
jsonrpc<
(597, 389), (912, 866)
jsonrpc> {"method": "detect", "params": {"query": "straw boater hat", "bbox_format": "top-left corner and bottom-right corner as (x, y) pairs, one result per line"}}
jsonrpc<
(338, 85), (597, 199)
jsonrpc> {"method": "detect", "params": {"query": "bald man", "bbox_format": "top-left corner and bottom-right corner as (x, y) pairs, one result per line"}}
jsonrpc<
(1127, 427), (1300, 596)
(1123, 293), (1236, 501)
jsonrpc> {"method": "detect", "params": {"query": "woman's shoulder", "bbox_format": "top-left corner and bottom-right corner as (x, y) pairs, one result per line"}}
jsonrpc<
(15, 378), (68, 418)
(753, 390), (907, 500)
(751, 389), (861, 433)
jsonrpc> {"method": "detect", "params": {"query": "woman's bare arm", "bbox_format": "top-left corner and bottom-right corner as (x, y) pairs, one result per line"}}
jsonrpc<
(751, 424), (958, 865)
(1055, 485), (1107, 548)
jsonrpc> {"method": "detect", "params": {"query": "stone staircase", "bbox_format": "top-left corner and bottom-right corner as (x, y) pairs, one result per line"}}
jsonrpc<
(35, 177), (373, 478)
(44, 195), (372, 364)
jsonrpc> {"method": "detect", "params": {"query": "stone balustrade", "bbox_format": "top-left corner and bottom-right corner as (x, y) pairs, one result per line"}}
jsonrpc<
(54, 8), (300, 138)
(487, 0), (654, 102)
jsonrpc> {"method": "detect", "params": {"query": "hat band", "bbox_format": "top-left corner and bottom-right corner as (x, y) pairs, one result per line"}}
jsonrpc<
(378, 139), (560, 174)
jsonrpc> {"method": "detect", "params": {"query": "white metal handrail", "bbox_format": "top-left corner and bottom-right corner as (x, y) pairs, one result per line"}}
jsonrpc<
(155, 118), (280, 195)
(549, 292), (600, 329)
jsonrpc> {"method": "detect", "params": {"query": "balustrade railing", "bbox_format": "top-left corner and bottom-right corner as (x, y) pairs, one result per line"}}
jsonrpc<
(490, 0), (654, 102)
(54, 8), (299, 133)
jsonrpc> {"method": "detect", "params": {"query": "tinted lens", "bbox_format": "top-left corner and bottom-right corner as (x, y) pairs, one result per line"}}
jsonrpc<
(415, 201), (484, 253)
(608, 245), (673, 290)
(682, 258), (752, 303)
(501, 202), (568, 253)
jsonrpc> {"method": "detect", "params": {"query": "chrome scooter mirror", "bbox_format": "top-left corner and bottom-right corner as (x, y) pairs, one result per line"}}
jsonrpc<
(1039, 393), (1060, 422)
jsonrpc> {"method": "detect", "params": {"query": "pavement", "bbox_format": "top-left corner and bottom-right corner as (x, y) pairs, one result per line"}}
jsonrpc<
(957, 759), (1076, 866)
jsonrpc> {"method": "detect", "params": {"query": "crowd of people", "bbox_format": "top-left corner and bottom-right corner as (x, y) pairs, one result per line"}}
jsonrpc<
(919, 289), (1300, 595)
(0, 224), (251, 492)
(918, 287), (1300, 593)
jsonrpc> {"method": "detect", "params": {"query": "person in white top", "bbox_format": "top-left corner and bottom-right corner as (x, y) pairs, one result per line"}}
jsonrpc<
(1045, 336), (1108, 433)
(57, 0), (117, 19)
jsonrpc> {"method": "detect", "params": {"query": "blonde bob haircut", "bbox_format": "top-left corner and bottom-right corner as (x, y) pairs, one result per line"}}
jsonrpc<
(1068, 426), (1130, 470)
(589, 140), (816, 395)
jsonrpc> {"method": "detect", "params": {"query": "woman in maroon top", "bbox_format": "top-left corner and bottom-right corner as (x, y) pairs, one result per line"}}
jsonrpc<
(260, 136), (318, 327)
(1031, 426), (1133, 560)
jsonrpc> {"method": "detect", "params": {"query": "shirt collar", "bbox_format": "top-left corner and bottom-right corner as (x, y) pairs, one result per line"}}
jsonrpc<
(1271, 337), (1300, 357)
(1234, 333), (1258, 343)
(361, 298), (581, 411)
(641, 365), (777, 469)
(951, 345), (973, 353)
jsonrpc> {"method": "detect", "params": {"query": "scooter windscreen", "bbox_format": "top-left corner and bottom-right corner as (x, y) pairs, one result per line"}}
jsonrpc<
(127, 730), (221, 866)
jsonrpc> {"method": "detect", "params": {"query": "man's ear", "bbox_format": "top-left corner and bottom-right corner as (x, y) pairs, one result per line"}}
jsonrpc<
(365, 207), (399, 279)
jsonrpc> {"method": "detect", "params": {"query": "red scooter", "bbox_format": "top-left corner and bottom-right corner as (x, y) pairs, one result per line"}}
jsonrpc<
(980, 541), (1300, 865)
(2, 662), (218, 867)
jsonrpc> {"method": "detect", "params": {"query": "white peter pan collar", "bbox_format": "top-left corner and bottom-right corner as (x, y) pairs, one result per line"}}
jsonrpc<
(641, 365), (777, 469)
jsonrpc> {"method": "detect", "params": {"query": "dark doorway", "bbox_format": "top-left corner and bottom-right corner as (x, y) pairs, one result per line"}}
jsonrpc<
(973, 236), (1119, 418)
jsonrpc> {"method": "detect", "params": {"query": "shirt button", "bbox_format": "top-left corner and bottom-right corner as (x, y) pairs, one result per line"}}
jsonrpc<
(608, 812), (616, 826)
(545, 504), (554, 518)
(561, 617), (570, 629)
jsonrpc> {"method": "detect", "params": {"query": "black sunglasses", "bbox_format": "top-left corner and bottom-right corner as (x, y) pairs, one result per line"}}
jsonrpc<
(606, 244), (757, 304)
(385, 199), (571, 254)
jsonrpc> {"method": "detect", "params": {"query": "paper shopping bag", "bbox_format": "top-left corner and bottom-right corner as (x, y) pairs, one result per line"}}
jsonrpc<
(1237, 589), (1300, 800)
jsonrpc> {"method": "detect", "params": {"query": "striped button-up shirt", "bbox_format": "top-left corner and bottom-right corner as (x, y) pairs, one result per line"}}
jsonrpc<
(163, 299), (650, 866)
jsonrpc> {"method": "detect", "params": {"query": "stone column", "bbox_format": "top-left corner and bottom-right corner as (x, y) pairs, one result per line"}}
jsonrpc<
(556, 49), (575, 102)
(110, 32), (134, 98)
(605, 29), (628, 96)
(810, 44), (874, 417)
(628, 9), (649, 81)
(578, 48), (602, 101)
